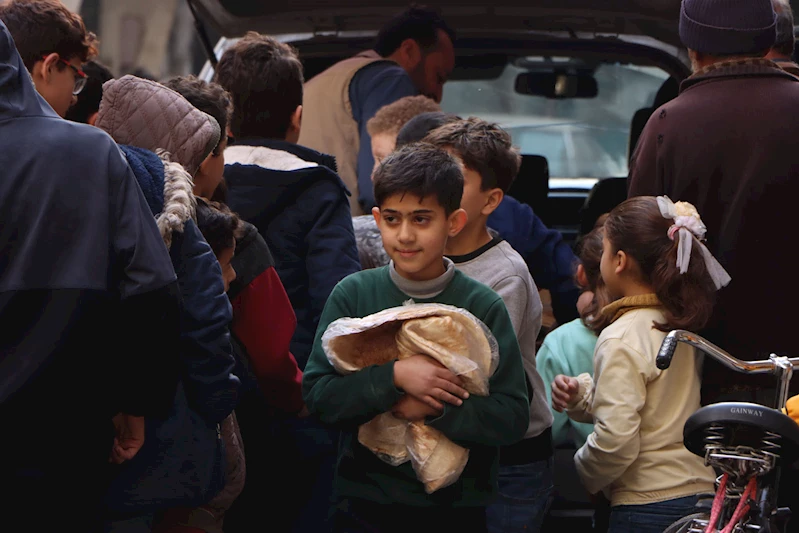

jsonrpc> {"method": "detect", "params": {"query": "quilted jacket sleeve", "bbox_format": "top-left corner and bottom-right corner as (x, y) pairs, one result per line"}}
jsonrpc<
(170, 219), (240, 424)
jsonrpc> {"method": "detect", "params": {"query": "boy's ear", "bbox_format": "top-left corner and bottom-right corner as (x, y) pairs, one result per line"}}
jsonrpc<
(481, 188), (504, 216)
(291, 105), (302, 133)
(372, 206), (381, 226)
(447, 208), (468, 237)
(34, 54), (58, 84)
(285, 105), (302, 143)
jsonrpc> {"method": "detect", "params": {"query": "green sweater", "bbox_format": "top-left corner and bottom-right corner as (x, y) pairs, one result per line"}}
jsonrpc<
(302, 265), (530, 507)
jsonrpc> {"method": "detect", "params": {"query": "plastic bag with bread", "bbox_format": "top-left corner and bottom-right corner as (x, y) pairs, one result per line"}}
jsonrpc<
(322, 302), (498, 493)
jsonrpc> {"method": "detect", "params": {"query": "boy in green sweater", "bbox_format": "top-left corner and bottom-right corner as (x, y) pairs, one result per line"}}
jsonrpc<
(302, 143), (530, 532)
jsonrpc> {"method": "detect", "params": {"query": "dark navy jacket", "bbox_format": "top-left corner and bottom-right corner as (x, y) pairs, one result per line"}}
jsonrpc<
(0, 20), (181, 524)
(121, 145), (240, 423)
(105, 146), (239, 512)
(225, 138), (361, 368)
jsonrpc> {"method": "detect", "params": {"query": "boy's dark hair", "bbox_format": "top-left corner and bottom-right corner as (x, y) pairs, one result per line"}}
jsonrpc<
(64, 60), (113, 124)
(163, 75), (233, 156)
(605, 196), (716, 332)
(214, 32), (303, 140)
(423, 117), (522, 193)
(373, 142), (463, 215)
(375, 4), (455, 57)
(396, 111), (460, 148)
(195, 197), (241, 257)
(0, 0), (98, 72)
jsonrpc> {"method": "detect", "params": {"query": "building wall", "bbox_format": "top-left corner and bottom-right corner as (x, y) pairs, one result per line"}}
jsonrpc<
(97, 0), (180, 78)
(61, 0), (81, 11)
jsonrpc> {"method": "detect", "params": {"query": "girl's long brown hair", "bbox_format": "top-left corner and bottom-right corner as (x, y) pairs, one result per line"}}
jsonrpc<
(604, 196), (716, 332)
(575, 222), (614, 335)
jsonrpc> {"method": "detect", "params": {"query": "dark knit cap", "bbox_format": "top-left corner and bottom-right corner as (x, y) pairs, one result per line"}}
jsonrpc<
(679, 0), (777, 55)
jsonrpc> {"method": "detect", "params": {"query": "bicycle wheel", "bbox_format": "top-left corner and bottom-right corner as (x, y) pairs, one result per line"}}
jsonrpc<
(662, 512), (711, 533)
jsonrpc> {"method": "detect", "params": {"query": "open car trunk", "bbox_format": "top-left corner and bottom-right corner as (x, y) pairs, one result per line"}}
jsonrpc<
(187, 0), (691, 257)
(188, 0), (683, 47)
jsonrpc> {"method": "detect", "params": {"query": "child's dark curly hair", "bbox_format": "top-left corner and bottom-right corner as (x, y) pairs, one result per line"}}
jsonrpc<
(194, 197), (241, 257)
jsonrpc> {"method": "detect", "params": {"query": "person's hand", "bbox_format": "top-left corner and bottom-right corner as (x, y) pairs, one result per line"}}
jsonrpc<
(392, 394), (442, 422)
(110, 413), (145, 464)
(551, 375), (580, 413)
(393, 355), (469, 411)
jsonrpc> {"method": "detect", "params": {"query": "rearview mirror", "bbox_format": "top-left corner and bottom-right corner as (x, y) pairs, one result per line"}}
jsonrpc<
(515, 70), (598, 99)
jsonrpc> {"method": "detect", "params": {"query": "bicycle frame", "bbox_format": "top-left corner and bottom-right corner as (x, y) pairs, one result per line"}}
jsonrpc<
(657, 330), (799, 532)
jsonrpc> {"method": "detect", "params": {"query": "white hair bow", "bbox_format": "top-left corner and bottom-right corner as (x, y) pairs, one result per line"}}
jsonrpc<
(656, 196), (731, 290)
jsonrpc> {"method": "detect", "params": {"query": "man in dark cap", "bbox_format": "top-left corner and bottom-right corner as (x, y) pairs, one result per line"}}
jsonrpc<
(628, 5), (799, 521)
(628, 0), (799, 439)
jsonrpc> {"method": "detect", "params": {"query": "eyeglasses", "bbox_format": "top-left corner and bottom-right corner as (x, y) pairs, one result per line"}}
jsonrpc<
(42, 55), (87, 95)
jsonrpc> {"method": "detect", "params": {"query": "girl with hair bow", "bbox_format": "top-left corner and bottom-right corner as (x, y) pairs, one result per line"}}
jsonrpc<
(551, 196), (730, 533)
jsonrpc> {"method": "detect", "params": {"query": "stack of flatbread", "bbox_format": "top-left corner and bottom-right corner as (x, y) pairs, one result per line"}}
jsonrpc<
(322, 302), (498, 493)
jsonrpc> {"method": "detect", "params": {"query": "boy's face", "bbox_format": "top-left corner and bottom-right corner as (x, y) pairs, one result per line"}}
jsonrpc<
(218, 243), (237, 292)
(371, 133), (397, 179)
(373, 193), (466, 282)
(446, 153), (502, 232)
(460, 165), (491, 229)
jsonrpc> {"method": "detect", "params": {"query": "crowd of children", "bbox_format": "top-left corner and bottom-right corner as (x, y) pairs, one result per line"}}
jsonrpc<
(1, 1), (770, 533)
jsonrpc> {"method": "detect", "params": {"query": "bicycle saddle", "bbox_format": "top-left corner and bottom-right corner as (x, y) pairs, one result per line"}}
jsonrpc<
(684, 402), (799, 464)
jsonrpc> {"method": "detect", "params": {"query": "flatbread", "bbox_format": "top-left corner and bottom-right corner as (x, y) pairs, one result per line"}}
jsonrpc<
(323, 303), (497, 378)
(396, 315), (491, 396)
(357, 413), (409, 466)
(406, 422), (470, 494)
(326, 321), (402, 373)
(322, 303), (497, 493)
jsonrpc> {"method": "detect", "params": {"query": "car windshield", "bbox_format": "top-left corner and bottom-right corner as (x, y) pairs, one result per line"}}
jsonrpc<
(440, 57), (670, 180)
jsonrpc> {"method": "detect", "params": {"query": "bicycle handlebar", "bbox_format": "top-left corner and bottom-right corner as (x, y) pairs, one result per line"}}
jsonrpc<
(658, 330), (799, 410)
(657, 330), (799, 374)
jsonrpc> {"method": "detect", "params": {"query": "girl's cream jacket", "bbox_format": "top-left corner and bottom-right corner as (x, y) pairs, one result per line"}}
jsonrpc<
(567, 301), (715, 506)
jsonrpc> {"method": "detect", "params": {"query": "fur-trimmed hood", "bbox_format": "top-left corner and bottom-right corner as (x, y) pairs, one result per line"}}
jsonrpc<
(119, 145), (195, 249)
(223, 137), (360, 366)
(223, 138), (349, 225)
(96, 75), (220, 176)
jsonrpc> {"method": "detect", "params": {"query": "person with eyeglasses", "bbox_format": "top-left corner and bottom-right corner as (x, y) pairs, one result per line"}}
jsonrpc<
(0, 0), (96, 117)
(45, 53), (88, 94)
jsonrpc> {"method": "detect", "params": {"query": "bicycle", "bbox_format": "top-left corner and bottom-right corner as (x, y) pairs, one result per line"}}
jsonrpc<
(656, 330), (799, 533)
